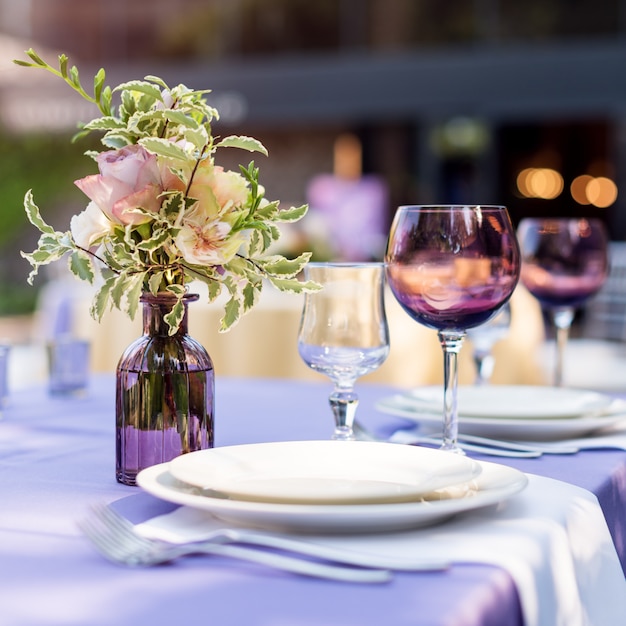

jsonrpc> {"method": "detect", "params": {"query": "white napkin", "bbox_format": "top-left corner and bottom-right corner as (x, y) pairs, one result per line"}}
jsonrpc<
(137, 474), (626, 626)
(563, 422), (626, 450)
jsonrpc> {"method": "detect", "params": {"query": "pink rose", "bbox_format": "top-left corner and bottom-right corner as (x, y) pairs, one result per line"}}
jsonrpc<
(74, 145), (164, 225)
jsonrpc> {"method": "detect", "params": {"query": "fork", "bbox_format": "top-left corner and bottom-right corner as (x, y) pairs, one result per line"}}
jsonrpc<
(78, 504), (395, 583)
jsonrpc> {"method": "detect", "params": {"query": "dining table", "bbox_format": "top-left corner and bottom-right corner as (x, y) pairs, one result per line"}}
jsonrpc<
(2, 373), (626, 626)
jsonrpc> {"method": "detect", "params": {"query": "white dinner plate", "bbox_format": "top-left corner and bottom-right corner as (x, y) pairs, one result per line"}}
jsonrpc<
(168, 441), (482, 505)
(137, 459), (528, 533)
(397, 385), (614, 420)
(376, 387), (626, 441)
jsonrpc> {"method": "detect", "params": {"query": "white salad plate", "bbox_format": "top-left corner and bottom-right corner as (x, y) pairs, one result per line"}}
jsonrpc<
(376, 386), (626, 440)
(168, 440), (482, 505)
(137, 457), (528, 534)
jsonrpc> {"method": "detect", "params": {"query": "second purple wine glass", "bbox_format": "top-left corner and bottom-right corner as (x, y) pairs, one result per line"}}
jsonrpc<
(517, 217), (609, 387)
(385, 205), (520, 453)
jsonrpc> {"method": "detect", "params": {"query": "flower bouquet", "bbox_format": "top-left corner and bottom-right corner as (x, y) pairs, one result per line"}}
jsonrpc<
(14, 49), (322, 484)
(14, 49), (319, 334)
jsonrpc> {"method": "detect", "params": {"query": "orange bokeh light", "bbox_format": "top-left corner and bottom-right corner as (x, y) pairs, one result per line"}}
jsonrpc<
(586, 177), (618, 208)
(570, 175), (618, 207)
(570, 175), (593, 205)
(516, 168), (563, 199)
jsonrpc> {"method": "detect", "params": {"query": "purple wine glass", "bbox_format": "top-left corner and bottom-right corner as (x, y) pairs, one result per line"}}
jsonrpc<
(517, 217), (608, 387)
(385, 205), (520, 453)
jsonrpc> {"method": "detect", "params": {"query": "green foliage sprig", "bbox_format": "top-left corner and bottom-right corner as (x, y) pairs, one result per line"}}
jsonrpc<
(15, 49), (319, 333)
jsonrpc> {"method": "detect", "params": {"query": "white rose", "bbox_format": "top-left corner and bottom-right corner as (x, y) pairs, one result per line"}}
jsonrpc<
(70, 201), (113, 249)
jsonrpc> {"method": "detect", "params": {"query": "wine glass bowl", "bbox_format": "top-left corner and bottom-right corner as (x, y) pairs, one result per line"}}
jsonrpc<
(517, 217), (609, 386)
(385, 205), (520, 452)
(298, 262), (390, 440)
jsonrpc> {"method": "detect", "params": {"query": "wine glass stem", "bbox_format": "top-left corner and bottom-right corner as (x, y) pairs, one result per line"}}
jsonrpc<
(438, 330), (466, 453)
(329, 388), (359, 441)
(552, 307), (574, 387)
(473, 352), (495, 385)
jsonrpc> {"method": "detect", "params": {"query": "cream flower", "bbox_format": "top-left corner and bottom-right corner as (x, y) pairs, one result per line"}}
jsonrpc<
(175, 218), (245, 266)
(186, 161), (249, 220)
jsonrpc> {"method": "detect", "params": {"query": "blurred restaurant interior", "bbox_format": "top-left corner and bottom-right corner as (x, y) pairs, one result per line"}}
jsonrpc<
(0, 0), (625, 387)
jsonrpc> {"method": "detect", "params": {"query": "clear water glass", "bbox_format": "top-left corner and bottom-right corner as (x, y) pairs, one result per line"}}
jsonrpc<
(466, 303), (511, 385)
(298, 263), (390, 440)
(47, 336), (90, 395)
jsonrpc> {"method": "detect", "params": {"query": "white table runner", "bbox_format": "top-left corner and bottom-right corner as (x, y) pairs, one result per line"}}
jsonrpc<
(138, 473), (626, 626)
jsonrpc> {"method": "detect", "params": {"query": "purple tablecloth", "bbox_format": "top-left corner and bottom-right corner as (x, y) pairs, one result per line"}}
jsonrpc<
(1, 375), (625, 626)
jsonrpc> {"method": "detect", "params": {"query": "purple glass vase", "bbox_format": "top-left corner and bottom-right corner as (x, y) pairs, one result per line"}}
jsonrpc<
(115, 293), (214, 485)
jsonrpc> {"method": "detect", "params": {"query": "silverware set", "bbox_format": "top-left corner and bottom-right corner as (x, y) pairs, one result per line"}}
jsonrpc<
(78, 504), (449, 582)
(353, 421), (580, 457)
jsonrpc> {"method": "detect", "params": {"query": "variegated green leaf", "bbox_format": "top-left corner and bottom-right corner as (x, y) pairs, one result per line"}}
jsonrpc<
(183, 126), (209, 150)
(165, 284), (186, 297)
(259, 229), (274, 252)
(110, 273), (131, 309)
(93, 67), (106, 102)
(160, 191), (186, 221)
(83, 117), (125, 131)
(216, 135), (268, 156)
(163, 109), (199, 128)
(246, 229), (262, 257)
(24, 246), (63, 264)
(140, 137), (189, 161)
(164, 297), (184, 336)
(23, 191), (55, 234)
(144, 75), (168, 89)
(242, 281), (260, 311)
(205, 277), (222, 302)
(102, 133), (133, 149)
(135, 228), (170, 252)
(254, 200), (279, 220)
(68, 250), (95, 283)
(114, 80), (163, 101)
(148, 271), (165, 294)
(267, 276), (321, 293)
(276, 204), (309, 222)
(90, 276), (116, 321)
(125, 272), (146, 320)
(220, 295), (241, 332)
(260, 252), (311, 277)
(224, 256), (250, 277)
(126, 110), (164, 136)
(267, 223), (281, 242)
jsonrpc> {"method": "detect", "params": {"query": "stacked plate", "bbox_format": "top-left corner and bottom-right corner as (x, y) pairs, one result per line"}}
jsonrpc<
(136, 440), (528, 533)
(376, 385), (626, 441)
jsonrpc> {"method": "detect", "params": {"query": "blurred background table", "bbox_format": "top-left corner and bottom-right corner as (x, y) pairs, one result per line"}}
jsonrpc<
(9, 280), (557, 391)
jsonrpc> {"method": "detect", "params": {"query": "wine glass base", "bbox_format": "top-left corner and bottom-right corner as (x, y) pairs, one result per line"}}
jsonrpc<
(332, 429), (356, 441)
(440, 443), (466, 455)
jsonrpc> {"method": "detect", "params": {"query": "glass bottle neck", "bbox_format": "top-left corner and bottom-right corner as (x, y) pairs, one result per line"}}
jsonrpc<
(141, 293), (198, 337)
